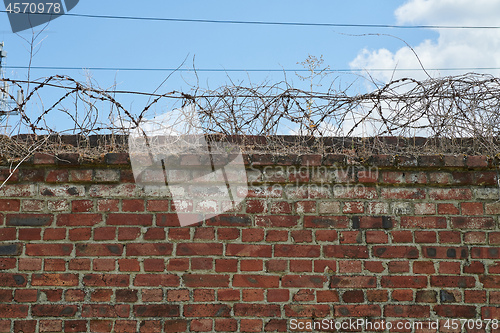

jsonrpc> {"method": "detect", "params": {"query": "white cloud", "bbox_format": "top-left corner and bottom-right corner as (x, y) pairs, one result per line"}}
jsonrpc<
(350, 0), (500, 83)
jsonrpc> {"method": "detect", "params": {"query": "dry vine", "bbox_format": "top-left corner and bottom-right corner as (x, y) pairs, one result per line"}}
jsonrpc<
(1, 72), (500, 160)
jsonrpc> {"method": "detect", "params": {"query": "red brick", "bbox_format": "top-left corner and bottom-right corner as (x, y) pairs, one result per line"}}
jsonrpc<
(464, 231), (486, 244)
(439, 231), (461, 243)
(234, 304), (280, 317)
(233, 275), (279, 288)
(146, 199), (170, 212)
(242, 289), (264, 302)
(434, 305), (476, 318)
(93, 259), (115, 271)
(65, 290), (85, 302)
(26, 244), (73, 256)
(384, 305), (429, 318)
(0, 228), (16, 241)
(343, 290), (364, 303)
(143, 259), (165, 272)
(431, 276), (475, 288)
(68, 228), (91, 241)
(167, 289), (189, 302)
(391, 231), (413, 243)
(32, 305), (78, 317)
(107, 214), (152, 226)
(240, 259), (263, 272)
(465, 290), (486, 303)
(13, 320), (36, 332)
(214, 318), (237, 332)
(218, 289), (240, 302)
(190, 319), (212, 332)
(89, 320), (112, 332)
(168, 228), (190, 240)
(177, 243), (222, 256)
(83, 274), (129, 287)
(324, 245), (368, 258)
(373, 246), (419, 258)
(183, 274), (229, 287)
(295, 201), (316, 213)
(366, 231), (388, 244)
(184, 304), (231, 317)
(451, 216), (494, 229)
(388, 261), (410, 273)
(193, 228), (215, 240)
(331, 276), (376, 288)
(275, 244), (320, 257)
(289, 260), (312, 272)
(44, 259), (66, 271)
(91, 289), (112, 302)
(241, 229), (264, 242)
(167, 258), (189, 271)
(71, 200), (94, 212)
(240, 319), (262, 332)
(0, 199), (20, 211)
(282, 275), (326, 288)
(164, 320), (187, 332)
(413, 261), (435, 274)
(97, 199), (119, 212)
(18, 228), (41, 240)
(423, 246), (467, 259)
(64, 320), (87, 332)
(142, 289), (163, 302)
(382, 276), (427, 288)
(255, 215), (299, 227)
(70, 170), (93, 182)
(14, 289), (37, 302)
(333, 305), (380, 317)
(134, 274), (179, 287)
(367, 290), (388, 302)
(303, 216), (349, 228)
(339, 260), (362, 273)
(76, 244), (123, 256)
(127, 243), (173, 256)
(194, 289), (215, 302)
(114, 320), (137, 333)
(82, 304), (129, 318)
(266, 230), (288, 242)
(57, 214), (101, 226)
(122, 199), (144, 212)
(400, 216), (447, 229)
(43, 228), (66, 240)
(68, 259), (91, 271)
(414, 231), (436, 243)
(118, 259), (140, 272)
(429, 188), (472, 200)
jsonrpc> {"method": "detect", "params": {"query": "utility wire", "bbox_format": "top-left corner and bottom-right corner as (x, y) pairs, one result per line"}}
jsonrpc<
(1, 10), (500, 30)
(4, 65), (500, 72)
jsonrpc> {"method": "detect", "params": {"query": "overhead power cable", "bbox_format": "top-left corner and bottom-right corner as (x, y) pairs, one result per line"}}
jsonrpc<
(1, 10), (500, 30)
(4, 65), (500, 72)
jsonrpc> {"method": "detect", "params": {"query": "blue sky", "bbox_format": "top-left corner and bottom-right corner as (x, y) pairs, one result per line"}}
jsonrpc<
(1, 0), (500, 134)
(1, 1), (434, 92)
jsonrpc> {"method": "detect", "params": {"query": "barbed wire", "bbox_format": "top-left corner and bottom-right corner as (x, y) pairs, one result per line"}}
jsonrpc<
(1, 72), (500, 158)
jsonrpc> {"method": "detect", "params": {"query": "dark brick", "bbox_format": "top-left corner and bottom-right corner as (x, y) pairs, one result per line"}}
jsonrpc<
(0, 243), (21, 256)
(6, 214), (52, 226)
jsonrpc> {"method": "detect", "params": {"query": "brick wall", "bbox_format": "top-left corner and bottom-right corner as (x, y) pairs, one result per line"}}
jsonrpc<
(0, 148), (499, 332)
